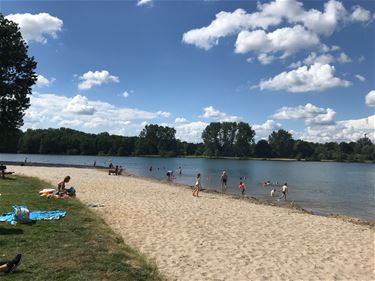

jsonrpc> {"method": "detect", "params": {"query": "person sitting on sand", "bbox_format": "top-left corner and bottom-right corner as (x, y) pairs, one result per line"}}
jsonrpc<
(57, 176), (75, 198)
(0, 254), (22, 274)
(238, 181), (246, 197)
(192, 173), (201, 197)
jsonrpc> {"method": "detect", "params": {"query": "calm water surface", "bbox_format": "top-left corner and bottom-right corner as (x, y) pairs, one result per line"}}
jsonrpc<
(1, 153), (374, 221)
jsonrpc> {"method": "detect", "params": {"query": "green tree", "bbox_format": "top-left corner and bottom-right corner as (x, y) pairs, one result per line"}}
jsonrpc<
(136, 124), (177, 156)
(0, 14), (37, 131)
(254, 139), (272, 158)
(294, 140), (314, 159)
(234, 122), (255, 157)
(268, 129), (294, 158)
(201, 122), (221, 156)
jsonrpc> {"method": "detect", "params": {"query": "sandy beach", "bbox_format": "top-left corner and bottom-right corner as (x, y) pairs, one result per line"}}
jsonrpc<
(9, 165), (375, 281)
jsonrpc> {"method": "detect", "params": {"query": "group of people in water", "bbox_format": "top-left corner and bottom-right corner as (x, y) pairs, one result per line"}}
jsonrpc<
(190, 170), (289, 200)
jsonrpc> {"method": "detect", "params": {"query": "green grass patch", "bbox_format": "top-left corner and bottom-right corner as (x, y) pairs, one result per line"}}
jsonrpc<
(0, 175), (164, 281)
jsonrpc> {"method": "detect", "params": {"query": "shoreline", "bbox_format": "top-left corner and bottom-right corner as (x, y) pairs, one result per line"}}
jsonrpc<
(3, 160), (374, 227)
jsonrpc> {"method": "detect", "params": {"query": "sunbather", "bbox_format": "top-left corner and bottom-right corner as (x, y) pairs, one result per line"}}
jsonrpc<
(0, 254), (22, 274)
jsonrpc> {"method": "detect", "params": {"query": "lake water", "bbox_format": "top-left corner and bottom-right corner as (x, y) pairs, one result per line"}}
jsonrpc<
(1, 153), (374, 221)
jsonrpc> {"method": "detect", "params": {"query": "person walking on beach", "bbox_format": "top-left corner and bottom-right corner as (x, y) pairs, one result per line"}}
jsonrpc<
(192, 173), (202, 197)
(238, 181), (246, 197)
(280, 183), (288, 201)
(221, 171), (228, 193)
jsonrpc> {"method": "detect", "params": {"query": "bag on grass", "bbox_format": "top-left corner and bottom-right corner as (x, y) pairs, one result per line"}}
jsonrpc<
(13, 205), (31, 223)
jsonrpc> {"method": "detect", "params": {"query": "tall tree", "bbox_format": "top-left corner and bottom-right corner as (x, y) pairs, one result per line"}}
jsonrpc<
(136, 124), (177, 156)
(0, 14), (37, 131)
(268, 129), (294, 158)
(234, 122), (255, 157)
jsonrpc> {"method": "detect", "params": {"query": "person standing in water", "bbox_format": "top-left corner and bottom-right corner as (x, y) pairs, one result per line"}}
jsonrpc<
(238, 181), (246, 197)
(178, 166), (182, 175)
(221, 171), (228, 193)
(192, 173), (201, 197)
(280, 183), (288, 201)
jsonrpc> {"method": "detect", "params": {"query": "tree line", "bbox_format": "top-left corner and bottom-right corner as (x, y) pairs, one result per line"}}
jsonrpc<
(0, 123), (373, 162)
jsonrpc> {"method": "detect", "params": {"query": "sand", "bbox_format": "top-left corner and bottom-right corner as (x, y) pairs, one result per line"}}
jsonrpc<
(8, 166), (375, 281)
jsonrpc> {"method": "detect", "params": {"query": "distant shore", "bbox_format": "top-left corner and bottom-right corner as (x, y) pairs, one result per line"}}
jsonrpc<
(1, 152), (374, 164)
(8, 165), (375, 281)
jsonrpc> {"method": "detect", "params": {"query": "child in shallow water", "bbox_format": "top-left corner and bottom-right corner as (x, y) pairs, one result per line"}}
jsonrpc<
(238, 181), (246, 197)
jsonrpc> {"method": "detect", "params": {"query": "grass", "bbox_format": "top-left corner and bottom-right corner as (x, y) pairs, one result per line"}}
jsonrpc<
(0, 175), (164, 281)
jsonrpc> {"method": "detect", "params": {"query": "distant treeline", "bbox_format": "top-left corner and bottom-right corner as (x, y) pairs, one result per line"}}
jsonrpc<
(0, 122), (374, 163)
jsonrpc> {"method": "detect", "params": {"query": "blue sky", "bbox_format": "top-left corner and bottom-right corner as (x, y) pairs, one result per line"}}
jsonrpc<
(2, 0), (374, 142)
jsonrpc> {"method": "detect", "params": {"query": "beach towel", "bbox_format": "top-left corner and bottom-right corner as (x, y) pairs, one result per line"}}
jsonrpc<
(0, 206), (66, 225)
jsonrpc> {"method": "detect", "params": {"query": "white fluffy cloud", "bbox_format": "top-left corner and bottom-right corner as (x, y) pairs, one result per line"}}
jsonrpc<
(121, 91), (129, 98)
(201, 106), (242, 122)
(273, 103), (336, 126)
(337, 52), (352, 63)
(235, 25), (320, 56)
(174, 121), (209, 143)
(350, 5), (372, 22)
(182, 8), (281, 50)
(259, 63), (351, 93)
(5, 13), (63, 43)
(23, 92), (171, 136)
(35, 75), (55, 87)
(299, 115), (375, 143)
(182, 0), (370, 51)
(258, 53), (275, 65)
(66, 95), (96, 115)
(289, 51), (352, 69)
(252, 119), (283, 140)
(365, 90), (375, 107)
(78, 70), (119, 90)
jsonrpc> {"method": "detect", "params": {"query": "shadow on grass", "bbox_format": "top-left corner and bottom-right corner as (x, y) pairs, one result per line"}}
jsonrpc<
(0, 227), (24, 235)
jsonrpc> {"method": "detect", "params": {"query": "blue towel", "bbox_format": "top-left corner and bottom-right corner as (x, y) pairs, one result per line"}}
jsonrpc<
(0, 210), (66, 224)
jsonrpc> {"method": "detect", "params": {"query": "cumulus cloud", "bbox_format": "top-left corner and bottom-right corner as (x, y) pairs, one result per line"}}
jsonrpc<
(252, 119), (283, 140)
(365, 90), (375, 107)
(174, 121), (209, 143)
(22, 92), (171, 136)
(182, 0), (368, 51)
(78, 70), (119, 90)
(337, 52), (352, 63)
(5, 13), (63, 43)
(273, 103), (336, 126)
(259, 63), (351, 93)
(182, 8), (281, 50)
(350, 5), (372, 22)
(66, 95), (96, 115)
(299, 115), (375, 143)
(258, 53), (275, 65)
(235, 25), (320, 56)
(35, 75), (55, 87)
(289, 51), (352, 68)
(201, 106), (242, 122)
(303, 52), (334, 65)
